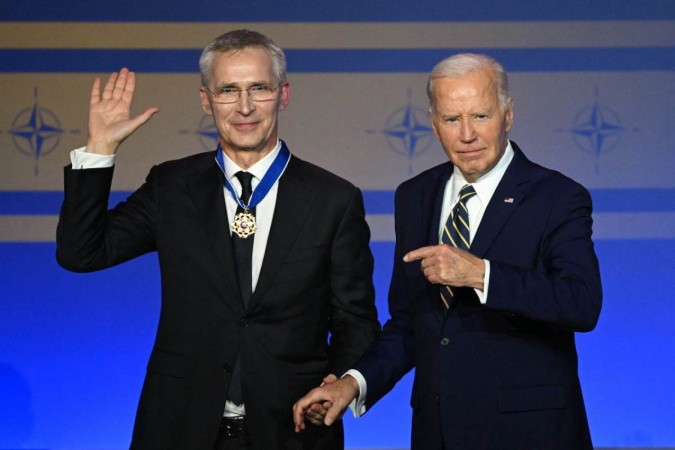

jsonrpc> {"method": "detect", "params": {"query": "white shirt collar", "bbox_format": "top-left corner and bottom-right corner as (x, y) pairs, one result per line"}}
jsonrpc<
(221, 140), (282, 191)
(451, 140), (514, 206)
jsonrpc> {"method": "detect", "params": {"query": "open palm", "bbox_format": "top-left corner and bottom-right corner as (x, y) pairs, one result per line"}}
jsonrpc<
(87, 68), (159, 155)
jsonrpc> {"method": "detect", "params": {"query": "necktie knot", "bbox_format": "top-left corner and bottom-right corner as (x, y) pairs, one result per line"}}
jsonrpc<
(458, 184), (476, 203)
(235, 171), (254, 204)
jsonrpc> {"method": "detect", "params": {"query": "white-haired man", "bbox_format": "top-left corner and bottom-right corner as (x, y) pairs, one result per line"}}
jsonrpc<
(294, 53), (601, 450)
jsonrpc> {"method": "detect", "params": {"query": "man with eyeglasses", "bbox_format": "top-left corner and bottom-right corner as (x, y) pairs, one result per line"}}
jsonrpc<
(56, 29), (380, 450)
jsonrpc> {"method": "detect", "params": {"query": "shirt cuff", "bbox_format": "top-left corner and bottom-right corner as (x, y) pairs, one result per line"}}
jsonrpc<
(343, 369), (367, 418)
(70, 147), (115, 169)
(474, 259), (490, 304)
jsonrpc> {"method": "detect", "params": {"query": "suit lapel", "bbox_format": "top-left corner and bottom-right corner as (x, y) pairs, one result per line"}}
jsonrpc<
(187, 153), (241, 303)
(427, 164), (453, 247)
(251, 157), (314, 306)
(421, 164), (452, 325)
(470, 143), (531, 258)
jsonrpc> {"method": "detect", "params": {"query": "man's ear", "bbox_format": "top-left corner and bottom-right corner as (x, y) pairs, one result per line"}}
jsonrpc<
(504, 97), (514, 133)
(278, 82), (290, 111)
(199, 88), (214, 116)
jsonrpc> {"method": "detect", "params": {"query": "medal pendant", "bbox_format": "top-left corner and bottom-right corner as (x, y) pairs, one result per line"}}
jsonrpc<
(232, 211), (257, 239)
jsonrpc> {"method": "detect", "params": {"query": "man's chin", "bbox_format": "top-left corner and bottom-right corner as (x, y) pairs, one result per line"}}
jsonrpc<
(222, 140), (273, 154)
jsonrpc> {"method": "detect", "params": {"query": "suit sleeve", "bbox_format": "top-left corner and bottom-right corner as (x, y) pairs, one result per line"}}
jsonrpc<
(326, 187), (381, 376)
(56, 164), (157, 272)
(485, 181), (602, 332)
(351, 185), (417, 409)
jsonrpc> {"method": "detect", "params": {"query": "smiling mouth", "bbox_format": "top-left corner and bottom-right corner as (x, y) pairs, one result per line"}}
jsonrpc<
(233, 122), (259, 130)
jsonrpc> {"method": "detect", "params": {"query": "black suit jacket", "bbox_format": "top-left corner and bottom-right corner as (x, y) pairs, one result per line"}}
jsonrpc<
(353, 142), (602, 450)
(56, 148), (380, 450)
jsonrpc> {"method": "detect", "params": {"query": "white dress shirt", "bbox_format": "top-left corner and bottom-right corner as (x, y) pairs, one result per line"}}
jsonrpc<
(218, 140), (284, 293)
(346, 141), (515, 417)
(70, 140), (288, 417)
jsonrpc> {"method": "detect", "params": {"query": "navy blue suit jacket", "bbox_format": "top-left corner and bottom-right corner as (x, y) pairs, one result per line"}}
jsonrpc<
(354, 142), (601, 450)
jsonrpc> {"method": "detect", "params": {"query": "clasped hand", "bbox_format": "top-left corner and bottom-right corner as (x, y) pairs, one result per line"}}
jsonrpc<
(293, 374), (359, 432)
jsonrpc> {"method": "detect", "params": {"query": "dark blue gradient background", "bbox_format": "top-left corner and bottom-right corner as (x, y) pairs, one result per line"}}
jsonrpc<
(1, 239), (674, 448)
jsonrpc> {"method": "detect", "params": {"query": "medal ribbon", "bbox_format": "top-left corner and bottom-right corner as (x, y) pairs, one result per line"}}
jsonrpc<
(215, 140), (291, 210)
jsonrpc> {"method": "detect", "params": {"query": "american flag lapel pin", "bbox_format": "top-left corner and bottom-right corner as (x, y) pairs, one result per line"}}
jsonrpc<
(504, 197), (514, 203)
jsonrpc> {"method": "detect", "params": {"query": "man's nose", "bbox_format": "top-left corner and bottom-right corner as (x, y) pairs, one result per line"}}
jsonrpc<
(236, 90), (254, 114)
(460, 120), (476, 142)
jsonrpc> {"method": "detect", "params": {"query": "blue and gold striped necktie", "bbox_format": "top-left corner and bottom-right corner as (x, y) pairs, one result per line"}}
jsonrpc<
(439, 184), (477, 309)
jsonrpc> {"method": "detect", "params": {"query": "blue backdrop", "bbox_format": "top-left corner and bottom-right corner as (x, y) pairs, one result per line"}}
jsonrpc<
(1, 1), (675, 448)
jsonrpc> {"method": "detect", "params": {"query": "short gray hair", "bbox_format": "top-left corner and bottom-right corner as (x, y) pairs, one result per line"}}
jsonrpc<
(199, 29), (287, 87)
(426, 53), (510, 110)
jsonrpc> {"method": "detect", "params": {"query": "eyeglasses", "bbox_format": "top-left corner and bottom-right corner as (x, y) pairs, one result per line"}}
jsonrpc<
(204, 83), (280, 104)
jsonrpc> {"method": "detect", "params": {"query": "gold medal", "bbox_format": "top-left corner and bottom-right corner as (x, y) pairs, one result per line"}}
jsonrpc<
(232, 211), (257, 239)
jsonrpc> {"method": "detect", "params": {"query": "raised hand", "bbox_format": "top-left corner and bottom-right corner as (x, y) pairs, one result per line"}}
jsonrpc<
(87, 68), (159, 155)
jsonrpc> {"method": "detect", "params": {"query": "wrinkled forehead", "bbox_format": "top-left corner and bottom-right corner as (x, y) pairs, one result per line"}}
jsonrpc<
(210, 47), (277, 83)
(431, 71), (500, 110)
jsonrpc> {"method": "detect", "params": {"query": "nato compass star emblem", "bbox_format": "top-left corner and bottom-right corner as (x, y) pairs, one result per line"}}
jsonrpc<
(368, 89), (434, 174)
(180, 114), (219, 150)
(556, 87), (638, 172)
(7, 88), (80, 175)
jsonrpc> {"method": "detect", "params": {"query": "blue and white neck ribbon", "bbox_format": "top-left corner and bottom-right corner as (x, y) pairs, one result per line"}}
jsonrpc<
(215, 141), (291, 238)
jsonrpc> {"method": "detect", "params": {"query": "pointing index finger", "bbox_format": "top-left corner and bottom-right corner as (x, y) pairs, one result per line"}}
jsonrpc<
(403, 245), (437, 262)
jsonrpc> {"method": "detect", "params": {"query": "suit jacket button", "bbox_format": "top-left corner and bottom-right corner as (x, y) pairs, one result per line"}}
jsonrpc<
(434, 395), (440, 404)
(223, 364), (232, 373)
(440, 337), (451, 346)
(239, 318), (248, 327)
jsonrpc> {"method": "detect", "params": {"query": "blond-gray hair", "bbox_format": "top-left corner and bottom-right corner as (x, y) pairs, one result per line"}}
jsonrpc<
(199, 29), (286, 87)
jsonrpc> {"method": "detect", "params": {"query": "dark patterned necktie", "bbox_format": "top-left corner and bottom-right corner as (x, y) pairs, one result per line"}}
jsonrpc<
(232, 171), (254, 305)
(228, 171), (254, 406)
(439, 184), (476, 309)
